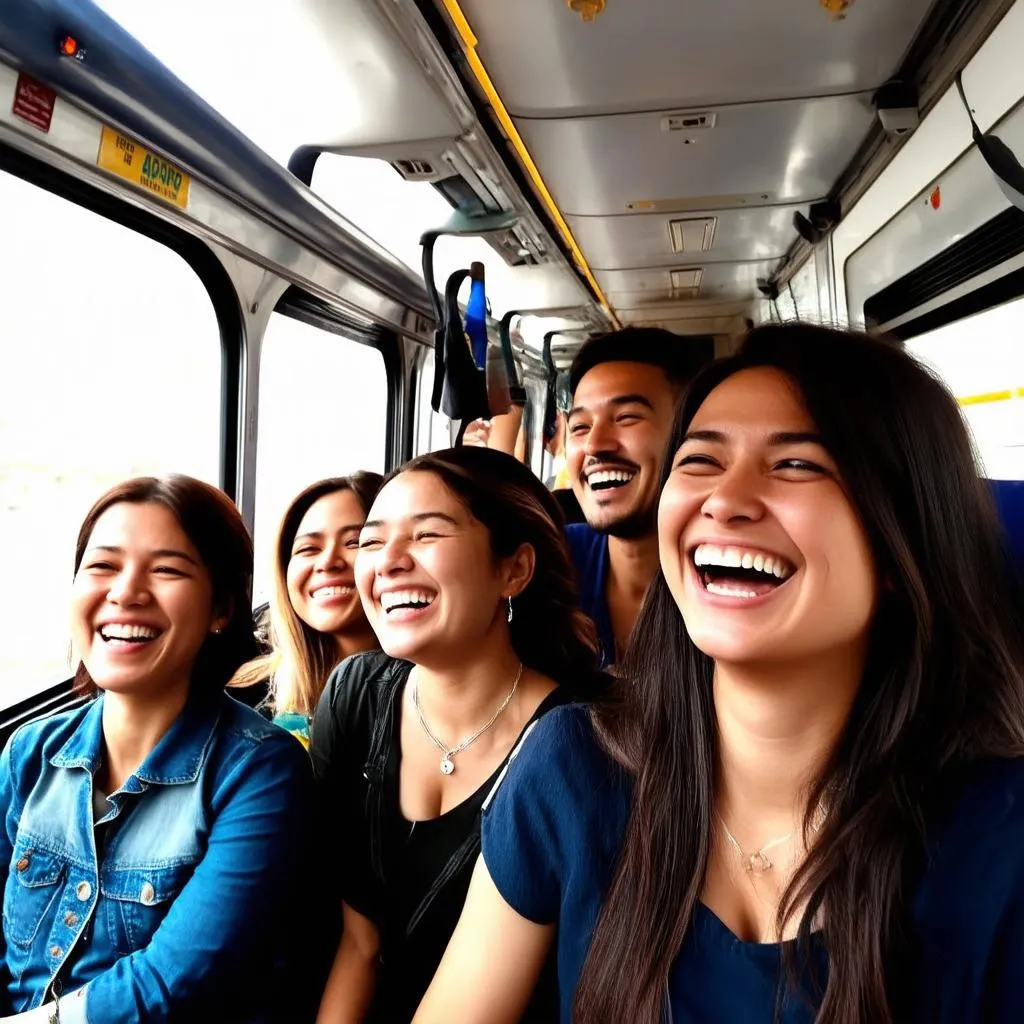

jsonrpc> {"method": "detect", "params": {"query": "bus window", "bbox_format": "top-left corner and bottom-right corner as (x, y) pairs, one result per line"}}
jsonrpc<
(788, 257), (820, 323)
(905, 295), (1024, 480)
(0, 168), (222, 706)
(253, 314), (387, 603)
(414, 349), (452, 454)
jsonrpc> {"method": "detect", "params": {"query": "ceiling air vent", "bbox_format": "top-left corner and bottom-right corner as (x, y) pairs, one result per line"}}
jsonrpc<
(670, 268), (704, 299)
(662, 111), (717, 133)
(391, 159), (437, 182)
(669, 217), (717, 254)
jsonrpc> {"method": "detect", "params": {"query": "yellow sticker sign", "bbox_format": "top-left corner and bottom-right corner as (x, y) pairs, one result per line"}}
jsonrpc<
(96, 126), (190, 209)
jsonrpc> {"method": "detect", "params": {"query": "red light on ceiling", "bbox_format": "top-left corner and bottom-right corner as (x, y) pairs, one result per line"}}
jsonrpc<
(59, 35), (79, 58)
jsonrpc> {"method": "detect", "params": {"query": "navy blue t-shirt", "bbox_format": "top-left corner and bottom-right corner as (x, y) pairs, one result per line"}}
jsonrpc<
(565, 523), (613, 668)
(482, 705), (1024, 1023)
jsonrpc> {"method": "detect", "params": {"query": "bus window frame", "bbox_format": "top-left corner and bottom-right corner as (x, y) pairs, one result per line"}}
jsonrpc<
(0, 141), (244, 728)
(0, 140), (245, 496)
(271, 287), (406, 470)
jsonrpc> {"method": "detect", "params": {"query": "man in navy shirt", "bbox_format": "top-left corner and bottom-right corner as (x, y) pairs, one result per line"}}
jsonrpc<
(564, 328), (703, 667)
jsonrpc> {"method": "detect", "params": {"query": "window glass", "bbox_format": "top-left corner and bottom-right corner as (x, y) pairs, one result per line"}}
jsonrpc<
(788, 257), (819, 322)
(906, 295), (1024, 480)
(254, 315), (387, 603)
(774, 285), (797, 322)
(0, 169), (222, 705)
(414, 349), (452, 455)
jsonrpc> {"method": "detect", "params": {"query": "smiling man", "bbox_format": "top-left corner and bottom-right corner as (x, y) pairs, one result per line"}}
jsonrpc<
(566, 328), (703, 667)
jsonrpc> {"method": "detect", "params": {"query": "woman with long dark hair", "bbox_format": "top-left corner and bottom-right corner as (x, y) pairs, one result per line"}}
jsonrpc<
(0, 476), (313, 1022)
(230, 473), (383, 746)
(312, 447), (599, 1024)
(414, 323), (1024, 1024)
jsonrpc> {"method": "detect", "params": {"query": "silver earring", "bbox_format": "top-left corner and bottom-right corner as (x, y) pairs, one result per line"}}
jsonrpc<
(507, 597), (514, 624)
(212, 627), (222, 635)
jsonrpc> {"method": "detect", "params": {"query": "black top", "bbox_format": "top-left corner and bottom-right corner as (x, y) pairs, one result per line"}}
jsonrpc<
(309, 651), (567, 1023)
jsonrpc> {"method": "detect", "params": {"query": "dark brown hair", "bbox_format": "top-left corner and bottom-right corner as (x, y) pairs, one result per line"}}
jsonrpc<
(575, 322), (1024, 1024)
(229, 473), (383, 714)
(569, 326), (707, 395)
(386, 447), (599, 683)
(74, 475), (258, 696)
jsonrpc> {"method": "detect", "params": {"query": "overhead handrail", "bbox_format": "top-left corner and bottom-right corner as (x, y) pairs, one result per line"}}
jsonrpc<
(419, 208), (518, 412)
(956, 72), (1024, 212)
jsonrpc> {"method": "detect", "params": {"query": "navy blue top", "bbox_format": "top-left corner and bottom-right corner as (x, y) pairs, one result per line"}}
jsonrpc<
(482, 705), (1024, 1023)
(565, 524), (613, 668)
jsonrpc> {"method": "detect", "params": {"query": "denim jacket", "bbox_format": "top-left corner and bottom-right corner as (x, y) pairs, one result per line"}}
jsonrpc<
(0, 691), (314, 1023)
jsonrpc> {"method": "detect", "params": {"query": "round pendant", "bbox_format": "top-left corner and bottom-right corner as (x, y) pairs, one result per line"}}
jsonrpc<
(440, 757), (455, 776)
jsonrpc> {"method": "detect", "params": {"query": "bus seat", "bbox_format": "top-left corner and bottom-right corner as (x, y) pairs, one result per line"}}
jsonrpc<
(988, 479), (1024, 574)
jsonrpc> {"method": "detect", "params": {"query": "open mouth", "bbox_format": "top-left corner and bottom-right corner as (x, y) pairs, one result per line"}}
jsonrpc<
(379, 589), (437, 615)
(692, 544), (795, 599)
(311, 584), (355, 601)
(585, 467), (637, 492)
(97, 623), (162, 648)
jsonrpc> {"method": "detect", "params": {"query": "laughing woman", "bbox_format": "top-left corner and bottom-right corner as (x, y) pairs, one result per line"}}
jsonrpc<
(311, 447), (600, 1024)
(0, 476), (313, 1024)
(230, 474), (382, 747)
(415, 324), (1024, 1024)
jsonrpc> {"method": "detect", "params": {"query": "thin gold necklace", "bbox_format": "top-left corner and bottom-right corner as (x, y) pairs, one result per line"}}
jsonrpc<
(717, 813), (795, 874)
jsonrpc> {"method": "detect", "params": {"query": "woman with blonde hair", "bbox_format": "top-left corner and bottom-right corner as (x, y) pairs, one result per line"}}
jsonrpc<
(232, 473), (382, 746)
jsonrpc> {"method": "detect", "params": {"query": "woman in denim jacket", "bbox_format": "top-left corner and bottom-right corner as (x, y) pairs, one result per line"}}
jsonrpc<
(0, 476), (314, 1023)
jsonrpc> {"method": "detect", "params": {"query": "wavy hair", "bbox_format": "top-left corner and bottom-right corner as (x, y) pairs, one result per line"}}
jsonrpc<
(229, 473), (382, 716)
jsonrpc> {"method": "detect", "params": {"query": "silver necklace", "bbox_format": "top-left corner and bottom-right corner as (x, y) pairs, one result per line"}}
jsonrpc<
(717, 813), (794, 874)
(412, 662), (523, 775)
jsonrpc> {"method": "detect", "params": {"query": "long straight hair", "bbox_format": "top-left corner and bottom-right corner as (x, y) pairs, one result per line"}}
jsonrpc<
(230, 473), (382, 716)
(575, 323), (1024, 1023)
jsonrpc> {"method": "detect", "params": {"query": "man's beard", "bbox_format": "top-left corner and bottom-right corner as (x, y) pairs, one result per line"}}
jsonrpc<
(587, 500), (656, 540)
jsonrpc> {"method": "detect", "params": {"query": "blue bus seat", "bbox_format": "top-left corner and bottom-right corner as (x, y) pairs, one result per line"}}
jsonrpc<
(988, 479), (1024, 576)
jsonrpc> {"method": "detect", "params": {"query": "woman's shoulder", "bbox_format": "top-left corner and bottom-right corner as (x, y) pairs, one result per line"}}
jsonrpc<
(321, 649), (410, 711)
(489, 703), (626, 811)
(3, 698), (96, 771)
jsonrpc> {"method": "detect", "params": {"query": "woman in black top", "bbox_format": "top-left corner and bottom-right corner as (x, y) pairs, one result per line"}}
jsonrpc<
(311, 447), (600, 1023)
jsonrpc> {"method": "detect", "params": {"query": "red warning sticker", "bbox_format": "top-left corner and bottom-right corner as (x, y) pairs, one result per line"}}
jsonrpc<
(12, 74), (56, 133)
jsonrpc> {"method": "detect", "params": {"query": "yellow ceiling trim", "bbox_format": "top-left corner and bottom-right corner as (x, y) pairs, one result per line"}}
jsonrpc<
(958, 387), (1024, 407)
(439, 0), (619, 328)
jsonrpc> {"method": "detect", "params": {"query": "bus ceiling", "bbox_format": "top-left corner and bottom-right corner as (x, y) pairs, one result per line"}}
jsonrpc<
(402, 0), (1016, 338)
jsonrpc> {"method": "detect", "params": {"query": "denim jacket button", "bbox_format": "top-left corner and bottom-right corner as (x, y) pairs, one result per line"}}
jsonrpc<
(64, 912), (79, 927)
(15, 856), (29, 871)
(76, 881), (93, 902)
(50, 945), (62, 959)
(140, 882), (156, 906)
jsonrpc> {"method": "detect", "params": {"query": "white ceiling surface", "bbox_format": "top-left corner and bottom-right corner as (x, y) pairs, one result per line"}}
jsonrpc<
(450, 0), (941, 334)
(600, 261), (781, 304)
(456, 0), (939, 118)
(568, 205), (809, 269)
(517, 95), (877, 216)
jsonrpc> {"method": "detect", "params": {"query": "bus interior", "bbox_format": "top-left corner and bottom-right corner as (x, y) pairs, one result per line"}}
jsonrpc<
(2, 0), (1024, 733)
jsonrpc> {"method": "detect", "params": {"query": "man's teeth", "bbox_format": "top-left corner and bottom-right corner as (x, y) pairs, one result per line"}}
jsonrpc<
(380, 590), (436, 613)
(99, 624), (159, 641)
(312, 585), (354, 600)
(587, 469), (635, 488)
(693, 544), (792, 580)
